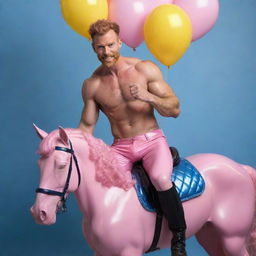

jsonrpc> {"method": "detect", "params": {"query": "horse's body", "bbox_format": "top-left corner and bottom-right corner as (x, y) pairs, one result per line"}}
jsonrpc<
(31, 127), (256, 256)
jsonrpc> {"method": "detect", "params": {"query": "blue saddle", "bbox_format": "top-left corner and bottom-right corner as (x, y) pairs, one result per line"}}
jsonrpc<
(133, 158), (205, 212)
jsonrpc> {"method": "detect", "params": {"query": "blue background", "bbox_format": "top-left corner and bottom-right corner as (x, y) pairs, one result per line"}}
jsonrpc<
(0, 0), (255, 255)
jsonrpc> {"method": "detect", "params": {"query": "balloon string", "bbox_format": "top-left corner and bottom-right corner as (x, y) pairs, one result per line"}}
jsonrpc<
(163, 65), (169, 83)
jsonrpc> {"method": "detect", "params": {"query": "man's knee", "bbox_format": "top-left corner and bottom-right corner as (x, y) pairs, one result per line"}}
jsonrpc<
(150, 174), (173, 191)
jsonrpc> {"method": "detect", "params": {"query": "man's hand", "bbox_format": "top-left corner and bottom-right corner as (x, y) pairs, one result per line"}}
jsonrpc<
(129, 84), (152, 102)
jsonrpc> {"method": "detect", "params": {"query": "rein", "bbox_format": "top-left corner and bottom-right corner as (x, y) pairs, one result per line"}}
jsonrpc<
(36, 140), (81, 213)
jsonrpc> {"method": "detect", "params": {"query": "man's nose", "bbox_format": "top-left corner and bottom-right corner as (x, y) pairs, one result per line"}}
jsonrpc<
(104, 47), (111, 55)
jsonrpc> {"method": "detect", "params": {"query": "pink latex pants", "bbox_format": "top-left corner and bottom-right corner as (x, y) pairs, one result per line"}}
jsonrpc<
(111, 129), (173, 191)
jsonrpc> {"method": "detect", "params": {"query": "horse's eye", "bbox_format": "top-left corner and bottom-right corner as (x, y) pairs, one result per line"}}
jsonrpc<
(55, 160), (68, 170)
(54, 153), (69, 169)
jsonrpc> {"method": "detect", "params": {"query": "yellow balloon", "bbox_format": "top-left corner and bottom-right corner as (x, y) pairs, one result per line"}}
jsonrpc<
(60, 0), (108, 39)
(144, 4), (192, 67)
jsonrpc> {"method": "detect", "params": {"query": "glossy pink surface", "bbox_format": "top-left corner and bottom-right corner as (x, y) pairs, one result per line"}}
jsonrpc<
(174, 0), (219, 41)
(31, 127), (256, 256)
(109, 0), (173, 49)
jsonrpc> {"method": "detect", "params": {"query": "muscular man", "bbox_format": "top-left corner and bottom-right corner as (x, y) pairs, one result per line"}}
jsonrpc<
(78, 19), (187, 256)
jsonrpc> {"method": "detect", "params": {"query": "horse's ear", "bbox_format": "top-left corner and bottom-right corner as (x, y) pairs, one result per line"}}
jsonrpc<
(58, 126), (69, 146)
(33, 123), (48, 140)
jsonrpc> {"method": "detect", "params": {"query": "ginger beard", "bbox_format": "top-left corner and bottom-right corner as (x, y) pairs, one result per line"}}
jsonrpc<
(98, 50), (120, 68)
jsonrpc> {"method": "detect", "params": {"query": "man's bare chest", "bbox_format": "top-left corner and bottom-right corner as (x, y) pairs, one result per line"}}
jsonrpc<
(95, 72), (147, 110)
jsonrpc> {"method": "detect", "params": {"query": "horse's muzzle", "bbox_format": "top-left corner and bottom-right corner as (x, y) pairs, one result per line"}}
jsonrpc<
(30, 205), (57, 225)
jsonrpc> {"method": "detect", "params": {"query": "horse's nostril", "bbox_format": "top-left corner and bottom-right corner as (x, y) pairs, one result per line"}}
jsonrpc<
(40, 211), (47, 221)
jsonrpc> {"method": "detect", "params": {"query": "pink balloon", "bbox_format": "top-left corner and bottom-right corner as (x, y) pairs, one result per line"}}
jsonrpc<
(174, 0), (219, 41)
(109, 0), (174, 49)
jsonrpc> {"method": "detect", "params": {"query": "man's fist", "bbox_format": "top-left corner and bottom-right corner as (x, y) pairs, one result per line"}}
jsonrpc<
(129, 84), (152, 102)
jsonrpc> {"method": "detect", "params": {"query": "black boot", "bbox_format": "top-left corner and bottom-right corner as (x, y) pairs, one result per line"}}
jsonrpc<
(171, 229), (187, 256)
(158, 183), (187, 256)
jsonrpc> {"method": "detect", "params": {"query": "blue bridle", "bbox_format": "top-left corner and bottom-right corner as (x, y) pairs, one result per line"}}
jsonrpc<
(36, 140), (81, 213)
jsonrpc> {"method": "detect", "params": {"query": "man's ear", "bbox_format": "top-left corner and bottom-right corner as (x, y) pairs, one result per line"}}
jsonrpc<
(118, 38), (122, 48)
(92, 42), (96, 52)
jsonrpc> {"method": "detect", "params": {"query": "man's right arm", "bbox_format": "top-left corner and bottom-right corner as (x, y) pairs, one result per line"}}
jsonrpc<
(78, 80), (99, 134)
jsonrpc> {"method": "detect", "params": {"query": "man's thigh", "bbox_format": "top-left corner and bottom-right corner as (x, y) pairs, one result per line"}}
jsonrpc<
(141, 137), (173, 190)
(111, 143), (134, 172)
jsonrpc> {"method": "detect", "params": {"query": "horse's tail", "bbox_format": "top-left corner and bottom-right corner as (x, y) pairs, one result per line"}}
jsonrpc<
(243, 164), (256, 255)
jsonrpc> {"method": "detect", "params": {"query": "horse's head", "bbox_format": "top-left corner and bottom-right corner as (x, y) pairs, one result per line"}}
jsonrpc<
(30, 125), (82, 225)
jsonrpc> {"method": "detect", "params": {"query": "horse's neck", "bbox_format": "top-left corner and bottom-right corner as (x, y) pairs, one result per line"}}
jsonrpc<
(72, 140), (109, 215)
(72, 134), (135, 219)
(75, 161), (125, 219)
(75, 158), (135, 222)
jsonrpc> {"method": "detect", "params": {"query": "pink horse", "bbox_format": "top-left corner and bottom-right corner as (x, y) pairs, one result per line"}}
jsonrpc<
(31, 126), (256, 256)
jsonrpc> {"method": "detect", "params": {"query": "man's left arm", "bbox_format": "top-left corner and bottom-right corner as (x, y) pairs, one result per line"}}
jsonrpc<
(130, 61), (180, 117)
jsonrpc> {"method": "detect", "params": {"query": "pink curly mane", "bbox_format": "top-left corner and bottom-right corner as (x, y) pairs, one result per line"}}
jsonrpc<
(37, 129), (135, 191)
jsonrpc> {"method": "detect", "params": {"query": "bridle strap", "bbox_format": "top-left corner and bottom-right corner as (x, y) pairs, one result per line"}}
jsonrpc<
(36, 140), (81, 207)
(55, 146), (73, 154)
(60, 149), (73, 201)
(35, 188), (64, 197)
(68, 141), (81, 187)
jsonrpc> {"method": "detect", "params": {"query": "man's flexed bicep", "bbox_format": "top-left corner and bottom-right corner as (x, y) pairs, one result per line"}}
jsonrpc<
(78, 80), (99, 134)
(135, 61), (180, 117)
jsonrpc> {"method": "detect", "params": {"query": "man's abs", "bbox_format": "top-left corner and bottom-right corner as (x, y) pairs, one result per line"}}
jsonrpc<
(103, 104), (159, 139)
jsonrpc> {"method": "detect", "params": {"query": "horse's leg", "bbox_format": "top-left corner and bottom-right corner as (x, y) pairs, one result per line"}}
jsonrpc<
(221, 236), (249, 256)
(120, 248), (143, 256)
(195, 222), (226, 256)
(93, 248), (143, 256)
(196, 223), (250, 256)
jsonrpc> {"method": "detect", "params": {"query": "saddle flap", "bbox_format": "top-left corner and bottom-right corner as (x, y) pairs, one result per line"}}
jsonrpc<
(132, 158), (205, 212)
(172, 159), (205, 202)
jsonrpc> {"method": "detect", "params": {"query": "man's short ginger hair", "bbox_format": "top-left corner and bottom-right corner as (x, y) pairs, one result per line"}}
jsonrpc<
(89, 19), (120, 39)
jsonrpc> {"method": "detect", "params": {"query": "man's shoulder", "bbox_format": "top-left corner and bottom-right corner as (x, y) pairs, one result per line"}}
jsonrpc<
(134, 60), (161, 79)
(83, 76), (99, 88)
(135, 59), (158, 70)
(123, 56), (141, 65)
(84, 65), (104, 84)
(123, 57), (159, 73)
(82, 75), (100, 99)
